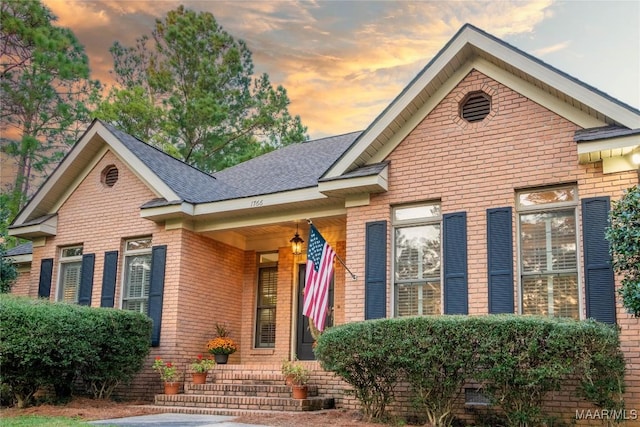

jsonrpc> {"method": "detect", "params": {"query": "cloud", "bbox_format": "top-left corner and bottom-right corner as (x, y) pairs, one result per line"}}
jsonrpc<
(533, 41), (571, 57)
(41, 0), (558, 138)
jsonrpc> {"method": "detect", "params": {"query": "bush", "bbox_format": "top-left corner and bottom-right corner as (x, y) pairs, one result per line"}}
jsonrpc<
(314, 320), (399, 421)
(0, 295), (151, 407)
(606, 185), (640, 317)
(315, 315), (625, 427)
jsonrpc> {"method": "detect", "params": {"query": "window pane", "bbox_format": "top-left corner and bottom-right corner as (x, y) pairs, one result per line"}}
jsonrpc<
(62, 247), (83, 258)
(258, 267), (278, 306)
(520, 211), (576, 273)
(256, 308), (276, 347)
(518, 186), (576, 207)
(522, 275), (578, 319)
(126, 238), (152, 252)
(123, 299), (148, 314)
(60, 262), (81, 303)
(394, 203), (440, 222)
(397, 282), (441, 316)
(395, 224), (440, 281)
(124, 255), (151, 299)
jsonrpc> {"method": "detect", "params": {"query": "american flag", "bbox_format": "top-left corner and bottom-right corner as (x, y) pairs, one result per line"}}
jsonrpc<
(302, 224), (336, 331)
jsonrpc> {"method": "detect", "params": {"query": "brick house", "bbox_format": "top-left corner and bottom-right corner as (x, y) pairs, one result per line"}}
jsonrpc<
(6, 24), (640, 417)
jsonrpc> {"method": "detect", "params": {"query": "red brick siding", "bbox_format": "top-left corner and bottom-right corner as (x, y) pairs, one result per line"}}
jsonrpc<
(343, 70), (640, 420)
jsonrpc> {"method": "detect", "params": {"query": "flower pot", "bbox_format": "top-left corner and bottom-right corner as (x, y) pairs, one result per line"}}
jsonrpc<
(164, 382), (180, 395)
(291, 384), (308, 399)
(214, 354), (229, 364)
(192, 372), (207, 384)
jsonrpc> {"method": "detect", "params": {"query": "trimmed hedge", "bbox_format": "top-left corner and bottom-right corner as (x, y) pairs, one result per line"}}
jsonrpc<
(0, 295), (151, 407)
(314, 315), (625, 427)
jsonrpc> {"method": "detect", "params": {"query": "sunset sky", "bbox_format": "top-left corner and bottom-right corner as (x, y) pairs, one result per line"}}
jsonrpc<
(42, 0), (640, 140)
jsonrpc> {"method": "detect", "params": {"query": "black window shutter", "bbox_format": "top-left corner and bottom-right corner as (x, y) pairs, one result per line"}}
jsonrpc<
(582, 197), (616, 324)
(443, 212), (468, 314)
(38, 258), (54, 298)
(365, 221), (387, 319)
(78, 253), (95, 306)
(100, 251), (119, 308)
(148, 245), (167, 347)
(487, 207), (514, 313)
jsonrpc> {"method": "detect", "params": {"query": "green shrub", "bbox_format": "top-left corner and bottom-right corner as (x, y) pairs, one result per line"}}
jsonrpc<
(314, 319), (399, 421)
(77, 307), (152, 399)
(391, 316), (477, 427)
(606, 185), (640, 317)
(0, 295), (151, 407)
(315, 315), (625, 427)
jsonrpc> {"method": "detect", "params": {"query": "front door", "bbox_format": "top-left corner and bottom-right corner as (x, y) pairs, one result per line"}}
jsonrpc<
(296, 264), (333, 360)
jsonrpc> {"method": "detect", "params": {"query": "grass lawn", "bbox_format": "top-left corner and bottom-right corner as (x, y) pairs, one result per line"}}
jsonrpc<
(1, 415), (92, 426)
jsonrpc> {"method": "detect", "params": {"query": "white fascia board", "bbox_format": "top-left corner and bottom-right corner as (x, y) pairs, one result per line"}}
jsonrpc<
(468, 32), (640, 129)
(473, 59), (605, 128)
(7, 254), (32, 264)
(195, 206), (347, 233)
(139, 202), (195, 220)
(319, 170), (388, 197)
(368, 63), (473, 165)
(324, 32), (471, 179)
(8, 216), (58, 238)
(192, 187), (327, 217)
(577, 134), (640, 156)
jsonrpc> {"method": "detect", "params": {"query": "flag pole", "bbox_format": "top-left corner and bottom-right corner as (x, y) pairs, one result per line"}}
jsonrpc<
(306, 219), (358, 280)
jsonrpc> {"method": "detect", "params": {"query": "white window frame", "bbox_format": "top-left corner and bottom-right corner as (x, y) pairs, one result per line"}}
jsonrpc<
(120, 237), (152, 314)
(516, 185), (582, 319)
(57, 245), (83, 303)
(392, 202), (443, 317)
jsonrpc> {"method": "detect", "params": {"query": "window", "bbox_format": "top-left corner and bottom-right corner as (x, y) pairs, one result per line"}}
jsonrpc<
(58, 246), (83, 303)
(517, 186), (579, 319)
(255, 253), (278, 348)
(122, 238), (152, 313)
(394, 202), (442, 316)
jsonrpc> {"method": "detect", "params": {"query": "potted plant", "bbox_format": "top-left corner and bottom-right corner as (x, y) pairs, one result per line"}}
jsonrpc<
(281, 356), (299, 386)
(207, 323), (238, 364)
(190, 354), (215, 384)
(152, 357), (181, 395)
(289, 362), (311, 399)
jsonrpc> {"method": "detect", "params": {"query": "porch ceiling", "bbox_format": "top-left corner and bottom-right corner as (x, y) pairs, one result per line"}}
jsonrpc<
(200, 215), (346, 253)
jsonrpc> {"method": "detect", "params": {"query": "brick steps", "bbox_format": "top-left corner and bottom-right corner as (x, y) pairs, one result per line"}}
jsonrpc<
(136, 404), (337, 417)
(153, 363), (335, 414)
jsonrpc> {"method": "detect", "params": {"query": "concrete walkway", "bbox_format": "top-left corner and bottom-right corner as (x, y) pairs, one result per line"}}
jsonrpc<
(89, 413), (268, 427)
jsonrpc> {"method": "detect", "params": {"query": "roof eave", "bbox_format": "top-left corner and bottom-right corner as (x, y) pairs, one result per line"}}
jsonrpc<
(319, 167), (389, 197)
(577, 133), (640, 173)
(8, 215), (58, 238)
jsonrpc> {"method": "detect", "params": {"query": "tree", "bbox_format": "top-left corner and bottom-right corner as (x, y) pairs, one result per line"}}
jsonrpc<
(0, 0), (101, 221)
(0, 243), (17, 293)
(606, 185), (640, 317)
(99, 5), (307, 173)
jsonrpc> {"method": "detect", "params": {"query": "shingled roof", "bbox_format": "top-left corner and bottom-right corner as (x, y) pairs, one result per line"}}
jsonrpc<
(211, 131), (361, 200)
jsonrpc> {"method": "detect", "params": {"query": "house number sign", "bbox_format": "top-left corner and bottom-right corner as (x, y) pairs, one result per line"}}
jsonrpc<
(250, 199), (264, 207)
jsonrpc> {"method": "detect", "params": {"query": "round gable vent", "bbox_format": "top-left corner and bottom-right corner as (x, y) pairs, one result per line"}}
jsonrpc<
(460, 92), (491, 123)
(101, 165), (119, 187)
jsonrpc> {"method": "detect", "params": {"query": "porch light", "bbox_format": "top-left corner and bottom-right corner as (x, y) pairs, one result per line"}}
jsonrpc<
(290, 224), (304, 255)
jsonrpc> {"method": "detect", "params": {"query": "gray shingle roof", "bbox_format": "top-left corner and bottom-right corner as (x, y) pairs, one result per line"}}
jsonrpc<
(5, 241), (33, 257)
(104, 121), (361, 204)
(211, 131), (362, 200)
(574, 125), (640, 142)
(102, 121), (239, 203)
